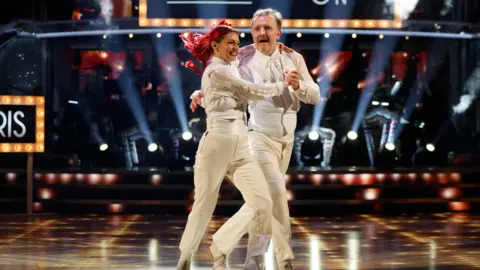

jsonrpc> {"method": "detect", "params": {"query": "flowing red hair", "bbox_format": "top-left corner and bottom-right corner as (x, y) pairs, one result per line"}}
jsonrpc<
(179, 20), (237, 76)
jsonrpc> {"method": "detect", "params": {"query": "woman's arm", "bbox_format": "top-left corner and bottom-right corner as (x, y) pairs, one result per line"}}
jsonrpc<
(208, 66), (287, 100)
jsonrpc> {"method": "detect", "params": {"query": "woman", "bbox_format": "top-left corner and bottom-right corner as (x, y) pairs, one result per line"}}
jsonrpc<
(177, 21), (290, 270)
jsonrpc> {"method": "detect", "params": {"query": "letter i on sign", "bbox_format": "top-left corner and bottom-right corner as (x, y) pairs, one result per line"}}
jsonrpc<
(7, 111), (11, 137)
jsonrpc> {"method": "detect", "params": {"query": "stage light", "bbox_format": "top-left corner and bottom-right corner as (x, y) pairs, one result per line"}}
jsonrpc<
(156, 33), (162, 38)
(109, 203), (123, 213)
(60, 173), (72, 184)
(33, 202), (43, 211)
(128, 33), (134, 38)
(449, 201), (470, 211)
(104, 174), (117, 184)
(240, 33), (245, 38)
(347, 131), (358, 140)
(300, 134), (323, 166)
(376, 143), (398, 169)
(148, 143), (158, 152)
(308, 131), (319, 141)
(99, 143), (108, 151)
(151, 174), (162, 185)
(426, 143), (435, 152)
(182, 131), (193, 141)
(38, 188), (53, 200)
(6, 173), (16, 182)
(385, 143), (395, 151)
(296, 33), (302, 38)
(88, 174), (102, 185)
(169, 130), (200, 169)
(342, 173), (355, 185)
(363, 188), (380, 200)
(324, 33), (330, 38)
(352, 33), (357, 38)
(439, 188), (462, 200)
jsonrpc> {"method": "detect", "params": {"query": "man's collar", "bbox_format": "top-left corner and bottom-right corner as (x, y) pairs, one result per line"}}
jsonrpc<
(254, 45), (280, 64)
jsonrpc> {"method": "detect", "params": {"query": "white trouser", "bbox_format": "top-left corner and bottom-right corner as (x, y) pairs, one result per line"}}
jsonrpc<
(179, 130), (273, 259)
(213, 131), (295, 262)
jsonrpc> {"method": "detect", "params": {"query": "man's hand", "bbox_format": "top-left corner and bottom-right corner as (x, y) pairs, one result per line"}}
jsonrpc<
(285, 69), (300, 90)
(278, 43), (294, 54)
(190, 90), (204, 112)
(238, 44), (256, 58)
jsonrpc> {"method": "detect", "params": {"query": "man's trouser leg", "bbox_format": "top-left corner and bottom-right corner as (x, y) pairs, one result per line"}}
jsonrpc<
(229, 135), (273, 260)
(213, 132), (294, 262)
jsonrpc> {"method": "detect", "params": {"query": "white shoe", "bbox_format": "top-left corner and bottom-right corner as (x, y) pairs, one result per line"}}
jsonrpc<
(209, 242), (227, 270)
(244, 255), (265, 270)
(278, 259), (293, 270)
(176, 254), (191, 270)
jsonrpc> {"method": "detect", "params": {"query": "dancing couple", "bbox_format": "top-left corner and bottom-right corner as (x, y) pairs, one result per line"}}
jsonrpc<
(176, 8), (321, 270)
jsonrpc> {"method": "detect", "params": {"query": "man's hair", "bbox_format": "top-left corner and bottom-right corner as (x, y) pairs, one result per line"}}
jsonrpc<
(251, 8), (283, 29)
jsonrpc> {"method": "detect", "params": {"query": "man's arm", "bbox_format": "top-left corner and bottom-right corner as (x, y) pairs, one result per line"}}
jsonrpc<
(190, 89), (241, 112)
(189, 90), (204, 112)
(289, 52), (321, 105)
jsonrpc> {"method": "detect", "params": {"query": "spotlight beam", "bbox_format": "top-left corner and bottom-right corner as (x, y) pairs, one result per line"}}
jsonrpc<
(104, 35), (154, 143)
(152, 34), (189, 132)
(393, 39), (453, 141)
(351, 36), (399, 132)
(312, 2), (355, 129)
(68, 92), (104, 145)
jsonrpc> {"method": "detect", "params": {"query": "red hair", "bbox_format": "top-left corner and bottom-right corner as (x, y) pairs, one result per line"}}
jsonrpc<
(179, 20), (237, 76)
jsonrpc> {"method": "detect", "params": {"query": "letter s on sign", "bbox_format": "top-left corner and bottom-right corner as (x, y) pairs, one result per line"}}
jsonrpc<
(13, 111), (26, 138)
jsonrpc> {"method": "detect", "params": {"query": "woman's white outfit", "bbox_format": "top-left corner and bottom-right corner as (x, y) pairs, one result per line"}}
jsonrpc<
(178, 57), (285, 269)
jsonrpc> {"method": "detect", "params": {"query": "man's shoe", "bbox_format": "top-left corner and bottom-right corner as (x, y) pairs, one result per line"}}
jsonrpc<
(278, 259), (293, 270)
(244, 255), (265, 270)
(208, 242), (227, 270)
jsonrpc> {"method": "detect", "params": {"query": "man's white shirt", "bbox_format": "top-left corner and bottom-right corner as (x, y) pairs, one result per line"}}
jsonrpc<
(239, 46), (321, 139)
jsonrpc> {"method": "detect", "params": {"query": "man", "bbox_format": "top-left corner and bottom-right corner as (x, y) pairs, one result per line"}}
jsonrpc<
(191, 8), (320, 269)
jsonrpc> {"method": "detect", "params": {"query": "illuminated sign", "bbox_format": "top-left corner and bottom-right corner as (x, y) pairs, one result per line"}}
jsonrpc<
(139, 0), (402, 28)
(0, 96), (45, 153)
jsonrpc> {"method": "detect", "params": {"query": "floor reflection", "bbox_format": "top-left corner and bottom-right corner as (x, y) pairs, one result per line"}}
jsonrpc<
(0, 213), (479, 269)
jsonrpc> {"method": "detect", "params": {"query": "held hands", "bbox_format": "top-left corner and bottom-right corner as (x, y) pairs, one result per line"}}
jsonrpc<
(284, 69), (300, 90)
(190, 90), (204, 112)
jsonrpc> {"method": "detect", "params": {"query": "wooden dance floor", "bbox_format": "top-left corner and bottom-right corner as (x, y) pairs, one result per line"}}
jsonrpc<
(1, 214), (480, 269)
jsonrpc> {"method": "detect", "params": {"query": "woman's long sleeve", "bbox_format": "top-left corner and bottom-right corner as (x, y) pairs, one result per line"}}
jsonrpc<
(208, 66), (284, 100)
